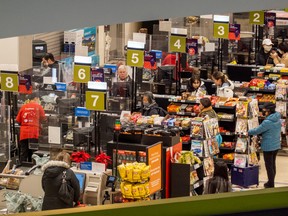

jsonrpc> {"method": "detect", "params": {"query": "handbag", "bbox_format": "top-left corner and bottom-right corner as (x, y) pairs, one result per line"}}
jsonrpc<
(58, 170), (74, 205)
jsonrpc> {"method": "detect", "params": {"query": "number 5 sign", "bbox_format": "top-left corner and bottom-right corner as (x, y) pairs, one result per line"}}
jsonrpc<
(213, 23), (229, 39)
(85, 91), (106, 111)
(127, 49), (144, 67)
(74, 64), (91, 83)
(1, 72), (19, 92)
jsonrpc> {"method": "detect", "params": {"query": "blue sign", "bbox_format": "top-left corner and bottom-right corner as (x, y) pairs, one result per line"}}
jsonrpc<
(151, 50), (162, 59)
(83, 27), (96, 56)
(75, 107), (91, 117)
(104, 64), (117, 73)
(55, 82), (67, 91)
(80, 162), (92, 171)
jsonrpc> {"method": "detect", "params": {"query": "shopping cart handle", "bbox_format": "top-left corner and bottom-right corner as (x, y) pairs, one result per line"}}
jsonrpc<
(25, 165), (41, 176)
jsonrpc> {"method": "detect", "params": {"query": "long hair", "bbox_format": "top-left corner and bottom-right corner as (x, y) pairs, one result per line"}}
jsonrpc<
(55, 151), (71, 166)
(212, 71), (229, 85)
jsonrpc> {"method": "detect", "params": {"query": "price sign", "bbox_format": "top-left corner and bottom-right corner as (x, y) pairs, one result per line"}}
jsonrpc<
(1, 72), (19, 92)
(73, 64), (91, 83)
(85, 91), (106, 111)
(169, 35), (186, 53)
(126, 49), (144, 67)
(249, 11), (264, 25)
(213, 23), (229, 39)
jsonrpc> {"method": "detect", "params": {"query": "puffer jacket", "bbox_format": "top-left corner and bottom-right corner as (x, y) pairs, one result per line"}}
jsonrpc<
(248, 112), (281, 152)
(142, 102), (160, 116)
(198, 107), (218, 119)
(41, 161), (80, 210)
(216, 79), (234, 97)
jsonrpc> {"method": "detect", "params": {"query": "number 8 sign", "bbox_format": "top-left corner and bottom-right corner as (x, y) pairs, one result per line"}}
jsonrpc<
(1, 72), (19, 92)
(85, 91), (106, 111)
(73, 64), (91, 83)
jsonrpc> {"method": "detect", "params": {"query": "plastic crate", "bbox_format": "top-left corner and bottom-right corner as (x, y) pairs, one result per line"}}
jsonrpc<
(231, 165), (259, 188)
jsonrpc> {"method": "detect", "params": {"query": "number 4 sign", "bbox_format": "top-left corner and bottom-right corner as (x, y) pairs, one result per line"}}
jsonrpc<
(85, 91), (106, 111)
(1, 72), (19, 92)
(169, 35), (186, 53)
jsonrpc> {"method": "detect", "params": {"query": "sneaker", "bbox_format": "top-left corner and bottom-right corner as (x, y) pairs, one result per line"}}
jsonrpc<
(264, 182), (274, 188)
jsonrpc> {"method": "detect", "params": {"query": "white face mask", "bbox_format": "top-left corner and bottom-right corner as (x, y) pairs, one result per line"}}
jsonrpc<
(263, 45), (272, 53)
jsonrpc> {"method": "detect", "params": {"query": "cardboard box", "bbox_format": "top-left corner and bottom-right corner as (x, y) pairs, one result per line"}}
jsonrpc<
(142, 134), (180, 147)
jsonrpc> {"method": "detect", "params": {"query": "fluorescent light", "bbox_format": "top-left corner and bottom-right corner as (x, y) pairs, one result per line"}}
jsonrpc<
(74, 56), (92, 64)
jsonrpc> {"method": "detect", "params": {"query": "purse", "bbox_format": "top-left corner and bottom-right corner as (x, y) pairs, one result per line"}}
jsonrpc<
(58, 170), (74, 205)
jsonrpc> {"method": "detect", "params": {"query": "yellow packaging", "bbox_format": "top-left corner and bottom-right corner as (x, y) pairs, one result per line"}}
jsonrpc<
(138, 184), (146, 197)
(132, 185), (140, 197)
(126, 165), (133, 182)
(120, 181), (125, 194)
(123, 183), (133, 197)
(141, 165), (150, 180)
(144, 182), (150, 196)
(117, 164), (126, 179)
(133, 168), (141, 181)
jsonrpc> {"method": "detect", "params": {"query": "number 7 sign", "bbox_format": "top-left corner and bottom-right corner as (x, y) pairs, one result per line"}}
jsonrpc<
(85, 91), (106, 111)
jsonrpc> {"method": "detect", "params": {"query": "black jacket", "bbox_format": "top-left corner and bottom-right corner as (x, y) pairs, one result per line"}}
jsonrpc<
(142, 103), (160, 116)
(41, 161), (80, 210)
(255, 49), (274, 66)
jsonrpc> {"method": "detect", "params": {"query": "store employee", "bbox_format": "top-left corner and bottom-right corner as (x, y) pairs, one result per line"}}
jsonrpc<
(255, 39), (274, 66)
(117, 65), (132, 82)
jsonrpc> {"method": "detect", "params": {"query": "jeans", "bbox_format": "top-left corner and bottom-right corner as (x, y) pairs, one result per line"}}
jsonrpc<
(263, 150), (278, 187)
(19, 138), (38, 163)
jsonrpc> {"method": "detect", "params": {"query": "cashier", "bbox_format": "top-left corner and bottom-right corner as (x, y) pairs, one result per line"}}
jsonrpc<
(42, 53), (58, 69)
(117, 65), (132, 82)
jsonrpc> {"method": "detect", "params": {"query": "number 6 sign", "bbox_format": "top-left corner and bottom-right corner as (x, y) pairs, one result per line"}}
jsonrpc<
(85, 91), (106, 111)
(1, 72), (19, 92)
(73, 64), (91, 83)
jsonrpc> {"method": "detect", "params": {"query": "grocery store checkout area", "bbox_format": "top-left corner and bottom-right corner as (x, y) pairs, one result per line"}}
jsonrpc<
(71, 164), (112, 205)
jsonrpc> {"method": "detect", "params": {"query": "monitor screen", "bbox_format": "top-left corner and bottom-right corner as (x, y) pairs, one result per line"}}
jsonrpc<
(156, 66), (176, 83)
(112, 82), (132, 97)
(200, 51), (217, 67)
(75, 173), (86, 194)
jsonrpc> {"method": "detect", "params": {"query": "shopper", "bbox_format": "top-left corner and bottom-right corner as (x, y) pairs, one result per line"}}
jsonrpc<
(204, 161), (232, 194)
(117, 65), (132, 82)
(198, 97), (217, 119)
(248, 102), (281, 188)
(211, 71), (234, 97)
(270, 42), (288, 67)
(16, 92), (46, 163)
(255, 39), (274, 66)
(142, 91), (167, 116)
(187, 73), (206, 96)
(42, 151), (80, 210)
(42, 53), (58, 68)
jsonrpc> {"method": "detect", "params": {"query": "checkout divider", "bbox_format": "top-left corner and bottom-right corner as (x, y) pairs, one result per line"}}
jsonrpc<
(20, 187), (288, 216)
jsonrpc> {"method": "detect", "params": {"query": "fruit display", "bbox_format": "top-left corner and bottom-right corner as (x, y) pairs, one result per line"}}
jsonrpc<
(222, 153), (235, 161)
(167, 103), (181, 113)
(220, 142), (235, 148)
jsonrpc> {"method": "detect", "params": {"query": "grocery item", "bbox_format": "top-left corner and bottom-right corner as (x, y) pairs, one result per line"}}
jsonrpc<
(235, 137), (248, 153)
(191, 140), (203, 157)
(235, 118), (248, 134)
(236, 100), (249, 118)
(203, 157), (214, 176)
(234, 154), (247, 168)
(191, 119), (204, 138)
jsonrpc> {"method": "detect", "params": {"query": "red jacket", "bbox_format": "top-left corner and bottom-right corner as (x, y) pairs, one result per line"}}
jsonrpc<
(16, 102), (46, 141)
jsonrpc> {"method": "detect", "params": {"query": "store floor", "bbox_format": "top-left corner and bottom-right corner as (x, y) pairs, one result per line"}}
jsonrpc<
(0, 155), (287, 214)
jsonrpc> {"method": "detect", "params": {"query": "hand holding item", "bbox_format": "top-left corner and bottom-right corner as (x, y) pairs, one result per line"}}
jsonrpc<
(270, 52), (278, 59)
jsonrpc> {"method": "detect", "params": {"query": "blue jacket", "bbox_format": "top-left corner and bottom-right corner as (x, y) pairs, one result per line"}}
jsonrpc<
(248, 112), (281, 152)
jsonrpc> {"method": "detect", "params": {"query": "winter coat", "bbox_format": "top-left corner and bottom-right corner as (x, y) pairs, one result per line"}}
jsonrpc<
(198, 107), (218, 119)
(187, 80), (207, 96)
(142, 102), (161, 116)
(41, 161), (80, 210)
(255, 49), (274, 66)
(216, 79), (234, 97)
(248, 112), (281, 152)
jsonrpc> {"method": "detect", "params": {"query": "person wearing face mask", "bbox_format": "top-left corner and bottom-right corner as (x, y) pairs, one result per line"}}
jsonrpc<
(248, 102), (281, 188)
(141, 91), (167, 116)
(270, 42), (288, 68)
(255, 39), (274, 66)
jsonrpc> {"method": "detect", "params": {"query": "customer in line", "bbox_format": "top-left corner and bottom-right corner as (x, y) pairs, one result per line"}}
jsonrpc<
(42, 151), (80, 210)
(255, 39), (274, 66)
(204, 161), (232, 194)
(142, 91), (167, 116)
(198, 97), (217, 119)
(248, 103), (281, 188)
(186, 73), (206, 96)
(211, 71), (234, 97)
(270, 42), (288, 67)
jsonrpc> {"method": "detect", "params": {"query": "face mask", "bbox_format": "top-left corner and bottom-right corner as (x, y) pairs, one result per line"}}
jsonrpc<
(263, 45), (272, 52)
(143, 102), (150, 107)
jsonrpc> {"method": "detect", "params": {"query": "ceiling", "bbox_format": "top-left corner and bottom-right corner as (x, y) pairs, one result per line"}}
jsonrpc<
(0, 0), (287, 38)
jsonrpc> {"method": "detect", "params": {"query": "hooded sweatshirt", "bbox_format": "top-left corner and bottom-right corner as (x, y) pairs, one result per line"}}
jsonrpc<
(41, 161), (80, 210)
(248, 112), (281, 152)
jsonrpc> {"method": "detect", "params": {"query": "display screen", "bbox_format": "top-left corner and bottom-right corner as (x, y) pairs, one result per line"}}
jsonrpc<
(75, 173), (86, 193)
(35, 46), (44, 52)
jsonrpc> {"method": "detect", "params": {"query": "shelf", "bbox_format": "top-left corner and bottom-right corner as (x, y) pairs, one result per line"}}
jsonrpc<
(219, 118), (235, 122)
(247, 88), (275, 94)
(190, 135), (205, 140)
(214, 158), (234, 164)
(220, 132), (235, 136)
(219, 147), (235, 151)
(168, 112), (197, 116)
(250, 76), (279, 81)
(168, 99), (199, 104)
(182, 141), (191, 145)
(213, 105), (236, 110)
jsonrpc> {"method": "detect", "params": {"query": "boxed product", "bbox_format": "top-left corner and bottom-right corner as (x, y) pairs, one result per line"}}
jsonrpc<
(234, 154), (247, 168)
(208, 138), (220, 155)
(235, 118), (248, 134)
(191, 140), (203, 157)
(236, 100), (249, 118)
(276, 101), (287, 117)
(235, 137), (248, 153)
(203, 157), (214, 176)
(203, 118), (219, 138)
(191, 118), (204, 138)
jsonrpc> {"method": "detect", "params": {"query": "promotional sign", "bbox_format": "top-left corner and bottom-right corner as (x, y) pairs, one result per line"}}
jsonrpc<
(213, 23), (229, 39)
(229, 24), (241, 40)
(265, 12), (276, 28)
(85, 91), (106, 111)
(249, 11), (264, 25)
(169, 35), (186, 53)
(73, 64), (91, 83)
(83, 27), (96, 56)
(147, 142), (162, 194)
(1, 72), (19, 92)
(55, 82), (67, 91)
(144, 51), (157, 69)
(91, 68), (104, 82)
(186, 38), (198, 55)
(18, 74), (32, 94)
(126, 49), (144, 67)
(75, 107), (91, 117)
